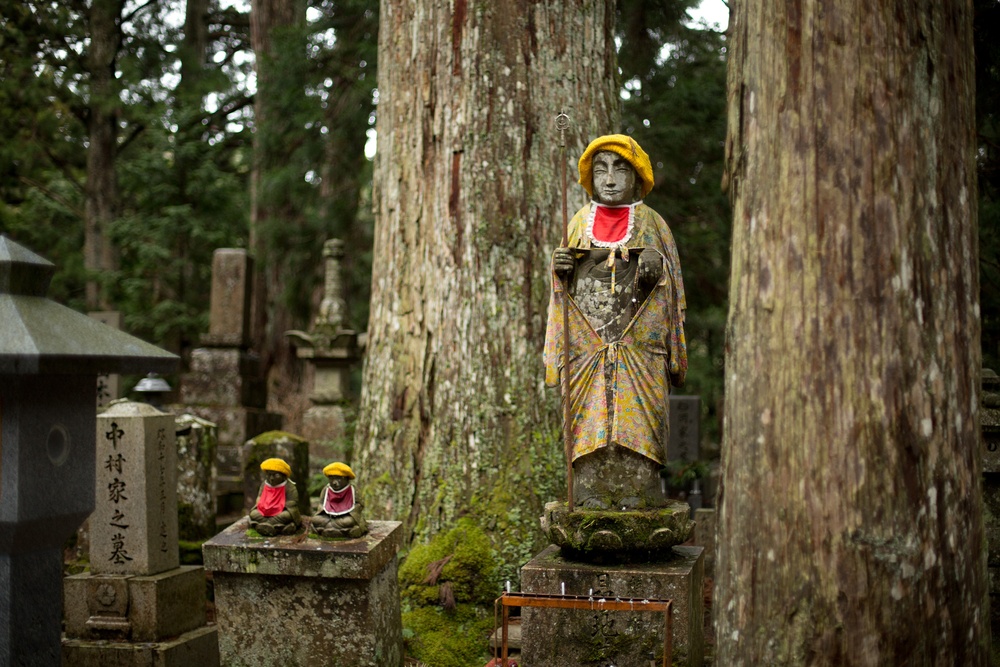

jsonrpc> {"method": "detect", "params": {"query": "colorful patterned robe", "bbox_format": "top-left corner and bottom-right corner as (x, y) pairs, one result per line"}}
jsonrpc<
(544, 202), (687, 464)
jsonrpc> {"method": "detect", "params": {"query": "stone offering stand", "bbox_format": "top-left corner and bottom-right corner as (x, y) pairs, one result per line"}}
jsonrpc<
(203, 518), (404, 667)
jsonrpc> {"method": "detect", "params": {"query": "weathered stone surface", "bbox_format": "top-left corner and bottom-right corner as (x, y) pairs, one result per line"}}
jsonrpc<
(203, 518), (403, 667)
(64, 566), (207, 642)
(668, 395), (701, 463)
(180, 348), (267, 408)
(301, 405), (352, 475)
(200, 248), (253, 348)
(175, 414), (218, 540)
(61, 624), (219, 667)
(241, 431), (311, 513)
(178, 406), (282, 463)
(542, 500), (694, 561)
(92, 401), (179, 576)
(89, 311), (122, 409)
(692, 508), (716, 579)
(520, 545), (704, 667)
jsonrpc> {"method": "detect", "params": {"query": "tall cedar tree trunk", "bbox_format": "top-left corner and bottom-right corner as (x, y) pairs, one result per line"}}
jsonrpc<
(84, 0), (123, 311)
(357, 0), (619, 550)
(717, 0), (988, 664)
(249, 0), (305, 401)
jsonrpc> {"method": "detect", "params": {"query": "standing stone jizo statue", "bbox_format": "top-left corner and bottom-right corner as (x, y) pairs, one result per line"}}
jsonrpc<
(543, 135), (691, 557)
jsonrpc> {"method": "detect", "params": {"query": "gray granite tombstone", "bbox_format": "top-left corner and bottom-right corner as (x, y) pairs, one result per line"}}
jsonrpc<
(175, 414), (219, 540)
(668, 395), (701, 463)
(63, 401), (219, 664)
(177, 248), (282, 519)
(0, 236), (177, 667)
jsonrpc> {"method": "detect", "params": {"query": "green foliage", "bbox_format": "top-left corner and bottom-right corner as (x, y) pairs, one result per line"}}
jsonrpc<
(399, 518), (501, 607)
(401, 604), (493, 667)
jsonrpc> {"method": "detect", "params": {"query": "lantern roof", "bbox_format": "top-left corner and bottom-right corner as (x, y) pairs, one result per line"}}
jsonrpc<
(0, 236), (178, 375)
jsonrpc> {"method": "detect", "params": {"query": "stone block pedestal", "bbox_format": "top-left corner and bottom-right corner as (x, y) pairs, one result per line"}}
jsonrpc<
(203, 518), (404, 667)
(520, 545), (704, 667)
(64, 566), (207, 642)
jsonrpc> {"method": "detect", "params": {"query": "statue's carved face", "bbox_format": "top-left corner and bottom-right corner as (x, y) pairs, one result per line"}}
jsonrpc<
(264, 470), (288, 486)
(328, 474), (350, 492)
(592, 150), (639, 205)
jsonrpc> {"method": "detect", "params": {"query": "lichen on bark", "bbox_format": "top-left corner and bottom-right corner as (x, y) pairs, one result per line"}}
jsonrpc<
(717, 0), (989, 664)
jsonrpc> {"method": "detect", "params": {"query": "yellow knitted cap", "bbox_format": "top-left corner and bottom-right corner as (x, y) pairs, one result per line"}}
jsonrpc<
(578, 134), (654, 198)
(323, 461), (356, 479)
(260, 458), (292, 477)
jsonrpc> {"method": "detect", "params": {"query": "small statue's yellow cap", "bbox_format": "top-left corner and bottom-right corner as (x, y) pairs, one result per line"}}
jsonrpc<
(260, 458), (292, 477)
(323, 461), (356, 479)
(578, 134), (654, 198)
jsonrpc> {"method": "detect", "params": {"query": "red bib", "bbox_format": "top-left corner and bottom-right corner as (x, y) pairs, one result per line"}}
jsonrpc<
(256, 483), (286, 517)
(323, 485), (356, 516)
(591, 205), (630, 243)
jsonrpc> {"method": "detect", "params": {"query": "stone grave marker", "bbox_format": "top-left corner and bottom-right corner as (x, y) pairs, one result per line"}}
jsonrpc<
(668, 394), (701, 463)
(63, 401), (218, 664)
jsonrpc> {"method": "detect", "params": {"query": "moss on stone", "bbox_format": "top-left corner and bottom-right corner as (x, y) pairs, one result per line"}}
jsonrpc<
(402, 604), (493, 667)
(399, 518), (500, 607)
(249, 430), (306, 445)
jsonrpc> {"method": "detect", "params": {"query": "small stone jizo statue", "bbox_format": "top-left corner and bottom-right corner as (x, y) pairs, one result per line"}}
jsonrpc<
(312, 462), (367, 538)
(248, 458), (302, 536)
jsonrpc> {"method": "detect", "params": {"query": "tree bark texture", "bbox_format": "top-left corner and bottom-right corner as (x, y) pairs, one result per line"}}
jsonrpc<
(357, 0), (619, 557)
(84, 0), (123, 311)
(718, 0), (987, 664)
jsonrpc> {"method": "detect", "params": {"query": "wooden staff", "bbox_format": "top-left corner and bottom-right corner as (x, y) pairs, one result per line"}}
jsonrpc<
(555, 112), (573, 511)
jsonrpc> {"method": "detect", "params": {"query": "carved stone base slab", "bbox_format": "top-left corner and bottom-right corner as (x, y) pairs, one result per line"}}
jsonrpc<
(62, 622), (219, 667)
(541, 500), (694, 562)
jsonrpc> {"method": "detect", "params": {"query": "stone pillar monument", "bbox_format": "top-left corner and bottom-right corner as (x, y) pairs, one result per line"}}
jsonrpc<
(63, 401), (219, 664)
(0, 236), (177, 667)
(286, 239), (362, 474)
(178, 249), (282, 520)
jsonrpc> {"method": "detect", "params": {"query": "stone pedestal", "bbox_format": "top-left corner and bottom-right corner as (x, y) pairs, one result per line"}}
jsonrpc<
(520, 545), (704, 667)
(692, 508), (716, 579)
(203, 517), (404, 667)
(64, 566), (207, 641)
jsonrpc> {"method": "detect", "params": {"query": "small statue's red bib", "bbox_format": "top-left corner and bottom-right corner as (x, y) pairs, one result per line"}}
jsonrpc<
(256, 483), (287, 517)
(322, 485), (356, 516)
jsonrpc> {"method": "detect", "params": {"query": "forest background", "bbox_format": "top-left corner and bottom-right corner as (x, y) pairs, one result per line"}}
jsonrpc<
(2, 0), (998, 438)
(2, 0), (999, 663)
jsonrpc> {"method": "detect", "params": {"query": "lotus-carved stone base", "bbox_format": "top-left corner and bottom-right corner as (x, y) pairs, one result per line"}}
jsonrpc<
(541, 500), (694, 562)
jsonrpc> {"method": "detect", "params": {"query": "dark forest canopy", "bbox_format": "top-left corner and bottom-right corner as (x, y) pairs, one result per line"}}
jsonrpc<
(0, 0), (996, 436)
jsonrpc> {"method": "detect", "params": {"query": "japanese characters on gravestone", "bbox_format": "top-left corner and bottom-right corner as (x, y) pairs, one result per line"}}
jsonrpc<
(64, 400), (218, 664)
(91, 401), (178, 574)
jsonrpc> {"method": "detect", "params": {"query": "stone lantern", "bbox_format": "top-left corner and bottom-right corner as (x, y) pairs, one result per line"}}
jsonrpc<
(0, 237), (177, 666)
